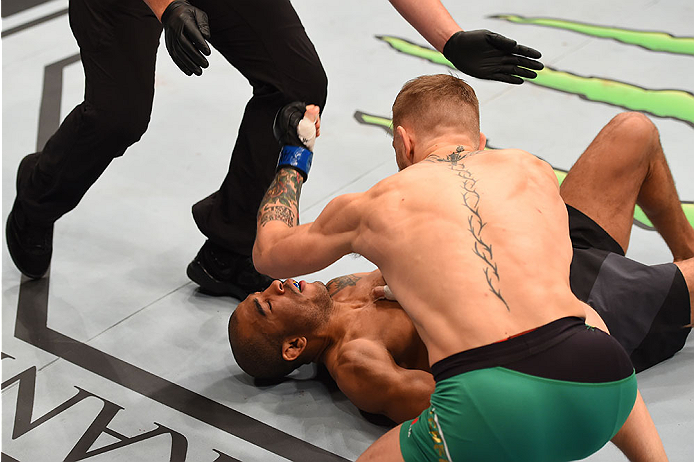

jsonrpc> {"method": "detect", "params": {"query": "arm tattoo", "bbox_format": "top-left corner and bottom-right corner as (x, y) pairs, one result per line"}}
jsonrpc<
(259, 205), (295, 227)
(430, 146), (510, 311)
(257, 168), (303, 228)
(326, 274), (362, 296)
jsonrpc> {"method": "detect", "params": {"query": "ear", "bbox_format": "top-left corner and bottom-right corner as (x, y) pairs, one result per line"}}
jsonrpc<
(478, 132), (487, 150)
(282, 336), (307, 361)
(394, 125), (415, 164)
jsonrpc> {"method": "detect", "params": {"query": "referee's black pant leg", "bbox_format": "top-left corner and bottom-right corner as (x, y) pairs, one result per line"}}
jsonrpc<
(16, 0), (162, 226)
(191, 0), (328, 256)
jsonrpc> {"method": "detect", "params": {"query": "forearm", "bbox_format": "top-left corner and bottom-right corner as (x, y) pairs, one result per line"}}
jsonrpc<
(141, 0), (172, 20)
(388, 0), (461, 51)
(257, 168), (303, 229)
(255, 167), (303, 248)
(253, 168), (304, 275)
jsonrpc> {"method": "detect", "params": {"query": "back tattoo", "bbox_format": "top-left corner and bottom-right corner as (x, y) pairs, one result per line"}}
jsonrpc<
(425, 146), (510, 311)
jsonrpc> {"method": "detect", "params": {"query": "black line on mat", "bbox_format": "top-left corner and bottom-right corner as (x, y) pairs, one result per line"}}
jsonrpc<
(10, 52), (349, 461)
(2, 0), (55, 18)
(2, 8), (68, 38)
(37, 53), (81, 151)
(14, 276), (348, 461)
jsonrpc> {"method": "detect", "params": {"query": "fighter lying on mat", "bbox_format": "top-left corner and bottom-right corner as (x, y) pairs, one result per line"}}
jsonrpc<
(230, 76), (691, 460)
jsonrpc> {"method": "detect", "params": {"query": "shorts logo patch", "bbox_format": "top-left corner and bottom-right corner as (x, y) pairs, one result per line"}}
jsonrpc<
(426, 407), (450, 461)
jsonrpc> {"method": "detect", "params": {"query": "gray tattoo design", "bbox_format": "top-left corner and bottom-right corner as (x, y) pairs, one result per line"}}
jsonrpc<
(326, 274), (362, 296)
(424, 145), (484, 165)
(259, 205), (296, 228)
(258, 169), (303, 228)
(432, 146), (510, 310)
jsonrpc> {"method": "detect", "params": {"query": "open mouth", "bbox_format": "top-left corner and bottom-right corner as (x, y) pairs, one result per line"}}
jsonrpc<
(291, 281), (301, 292)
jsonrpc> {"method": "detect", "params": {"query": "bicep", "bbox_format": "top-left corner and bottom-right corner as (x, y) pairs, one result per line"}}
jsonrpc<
(253, 193), (363, 278)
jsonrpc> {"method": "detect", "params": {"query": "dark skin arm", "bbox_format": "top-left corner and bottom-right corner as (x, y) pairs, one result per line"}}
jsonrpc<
(331, 338), (434, 424)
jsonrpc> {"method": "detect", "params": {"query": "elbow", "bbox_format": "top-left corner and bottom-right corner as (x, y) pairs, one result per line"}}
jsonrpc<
(252, 241), (272, 278)
(252, 239), (286, 279)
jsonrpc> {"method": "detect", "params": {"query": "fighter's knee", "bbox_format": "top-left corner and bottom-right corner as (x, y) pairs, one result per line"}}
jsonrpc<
(610, 112), (658, 144)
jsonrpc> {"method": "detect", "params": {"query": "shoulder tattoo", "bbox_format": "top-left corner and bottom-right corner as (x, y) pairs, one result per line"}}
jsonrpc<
(326, 274), (362, 296)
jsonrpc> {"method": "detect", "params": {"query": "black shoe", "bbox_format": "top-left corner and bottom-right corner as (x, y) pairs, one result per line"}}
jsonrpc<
(186, 240), (273, 299)
(6, 202), (53, 279)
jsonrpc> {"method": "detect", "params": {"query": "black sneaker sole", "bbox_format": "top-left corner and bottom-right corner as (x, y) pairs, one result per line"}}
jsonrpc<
(186, 259), (248, 299)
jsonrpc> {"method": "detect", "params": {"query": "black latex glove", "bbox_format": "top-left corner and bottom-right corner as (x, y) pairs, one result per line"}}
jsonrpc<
(443, 30), (544, 85)
(161, 0), (211, 76)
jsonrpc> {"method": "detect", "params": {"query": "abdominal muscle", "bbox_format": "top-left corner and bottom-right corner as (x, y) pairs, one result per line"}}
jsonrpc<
(359, 152), (587, 364)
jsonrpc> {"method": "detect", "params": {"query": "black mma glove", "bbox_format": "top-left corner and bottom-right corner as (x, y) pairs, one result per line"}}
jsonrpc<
(161, 0), (211, 76)
(443, 30), (544, 85)
(273, 102), (317, 182)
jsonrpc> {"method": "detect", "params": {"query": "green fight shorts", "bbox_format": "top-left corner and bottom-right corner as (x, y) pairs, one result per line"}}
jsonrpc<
(399, 317), (637, 462)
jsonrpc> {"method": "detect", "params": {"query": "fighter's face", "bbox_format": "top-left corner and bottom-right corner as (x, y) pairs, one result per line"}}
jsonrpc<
(233, 279), (332, 339)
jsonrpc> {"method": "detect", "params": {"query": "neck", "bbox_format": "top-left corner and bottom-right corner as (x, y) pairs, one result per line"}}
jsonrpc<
(307, 299), (357, 364)
(419, 138), (478, 163)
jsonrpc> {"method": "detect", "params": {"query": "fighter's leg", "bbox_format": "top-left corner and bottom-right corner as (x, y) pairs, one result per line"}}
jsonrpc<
(560, 112), (694, 259)
(674, 257), (694, 326)
(563, 112), (692, 369)
(611, 391), (667, 462)
(357, 425), (405, 462)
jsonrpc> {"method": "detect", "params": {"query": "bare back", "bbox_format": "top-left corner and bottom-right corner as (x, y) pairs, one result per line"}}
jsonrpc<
(354, 149), (586, 364)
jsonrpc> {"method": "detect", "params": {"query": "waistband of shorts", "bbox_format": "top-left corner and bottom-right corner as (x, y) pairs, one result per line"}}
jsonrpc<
(431, 317), (586, 382)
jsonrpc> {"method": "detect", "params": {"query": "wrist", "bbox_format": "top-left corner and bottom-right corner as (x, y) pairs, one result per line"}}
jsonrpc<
(277, 145), (313, 182)
(442, 30), (464, 59)
(143, 0), (176, 21)
(160, 0), (186, 23)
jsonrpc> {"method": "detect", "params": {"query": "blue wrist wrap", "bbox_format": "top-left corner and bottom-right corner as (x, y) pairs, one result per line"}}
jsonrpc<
(277, 145), (313, 181)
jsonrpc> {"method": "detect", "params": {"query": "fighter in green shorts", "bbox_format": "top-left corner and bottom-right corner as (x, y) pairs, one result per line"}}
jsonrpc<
(248, 76), (663, 461)
(400, 318), (637, 461)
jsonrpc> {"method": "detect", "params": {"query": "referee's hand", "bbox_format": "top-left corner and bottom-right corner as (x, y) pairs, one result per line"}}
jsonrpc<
(161, 0), (211, 76)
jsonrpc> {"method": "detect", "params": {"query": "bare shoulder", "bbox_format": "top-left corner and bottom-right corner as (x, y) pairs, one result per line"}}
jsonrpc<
(313, 191), (367, 232)
(332, 338), (392, 372)
(486, 148), (556, 178)
(487, 148), (542, 162)
(323, 191), (365, 214)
